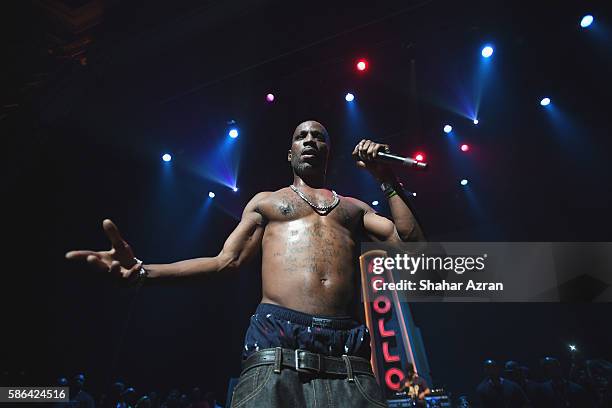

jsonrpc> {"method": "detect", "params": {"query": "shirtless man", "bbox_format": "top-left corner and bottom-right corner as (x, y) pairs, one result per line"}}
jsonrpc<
(66, 120), (424, 407)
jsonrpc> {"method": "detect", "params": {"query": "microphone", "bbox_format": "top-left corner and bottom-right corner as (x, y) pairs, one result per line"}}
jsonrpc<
(375, 151), (428, 169)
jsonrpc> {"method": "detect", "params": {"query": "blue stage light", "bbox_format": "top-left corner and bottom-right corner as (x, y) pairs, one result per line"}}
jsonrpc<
(443, 125), (453, 133)
(208, 191), (215, 198)
(481, 45), (494, 58)
(372, 200), (379, 206)
(540, 97), (551, 106)
(580, 15), (593, 28)
(412, 192), (417, 197)
(345, 93), (355, 102)
(460, 179), (468, 186)
(473, 119), (479, 125)
(229, 128), (239, 138)
(162, 153), (172, 162)
(233, 187), (238, 192)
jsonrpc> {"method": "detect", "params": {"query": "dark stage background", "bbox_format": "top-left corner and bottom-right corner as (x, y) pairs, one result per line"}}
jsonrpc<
(3, 0), (611, 403)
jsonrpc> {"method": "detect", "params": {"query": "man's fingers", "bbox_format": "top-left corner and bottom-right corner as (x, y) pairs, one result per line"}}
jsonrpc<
(359, 140), (371, 160)
(66, 250), (97, 260)
(109, 261), (121, 276)
(366, 143), (376, 160)
(86, 254), (108, 271)
(355, 160), (366, 169)
(102, 219), (126, 249)
(372, 144), (385, 158)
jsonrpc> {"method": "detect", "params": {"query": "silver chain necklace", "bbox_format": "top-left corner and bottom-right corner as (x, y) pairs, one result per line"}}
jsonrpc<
(290, 185), (340, 215)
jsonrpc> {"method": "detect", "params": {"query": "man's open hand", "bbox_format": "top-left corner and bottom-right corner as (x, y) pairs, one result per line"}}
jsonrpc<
(65, 219), (141, 279)
(352, 139), (395, 181)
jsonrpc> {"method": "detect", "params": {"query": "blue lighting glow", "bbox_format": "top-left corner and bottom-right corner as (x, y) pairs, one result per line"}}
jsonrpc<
(460, 179), (469, 186)
(580, 15), (594, 28)
(481, 45), (494, 58)
(229, 128), (239, 138)
(162, 153), (172, 162)
(473, 119), (479, 125)
(345, 93), (355, 102)
(208, 191), (215, 198)
(233, 187), (238, 192)
(540, 97), (551, 106)
(443, 125), (453, 134)
(372, 200), (379, 206)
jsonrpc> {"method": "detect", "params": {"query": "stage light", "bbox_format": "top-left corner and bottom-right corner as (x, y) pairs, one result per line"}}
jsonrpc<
(372, 200), (379, 206)
(162, 153), (172, 162)
(345, 93), (355, 102)
(208, 192), (215, 198)
(229, 128), (239, 138)
(569, 344), (577, 352)
(266, 93), (275, 102)
(473, 119), (479, 125)
(461, 144), (470, 152)
(460, 179), (469, 186)
(412, 192), (417, 197)
(414, 152), (425, 161)
(443, 125), (453, 134)
(481, 45), (494, 58)
(356, 59), (367, 71)
(233, 187), (238, 192)
(540, 97), (551, 106)
(580, 15), (593, 28)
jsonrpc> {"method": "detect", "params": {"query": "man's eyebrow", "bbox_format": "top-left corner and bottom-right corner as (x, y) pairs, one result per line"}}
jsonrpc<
(294, 128), (326, 138)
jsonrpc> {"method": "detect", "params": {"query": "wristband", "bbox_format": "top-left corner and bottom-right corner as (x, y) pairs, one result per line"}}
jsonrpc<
(133, 257), (148, 282)
(381, 180), (403, 199)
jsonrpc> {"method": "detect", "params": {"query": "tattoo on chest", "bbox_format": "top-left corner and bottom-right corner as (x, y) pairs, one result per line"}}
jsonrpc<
(277, 201), (295, 216)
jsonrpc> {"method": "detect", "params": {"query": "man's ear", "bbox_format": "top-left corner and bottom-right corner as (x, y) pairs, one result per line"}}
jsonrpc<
(287, 150), (292, 162)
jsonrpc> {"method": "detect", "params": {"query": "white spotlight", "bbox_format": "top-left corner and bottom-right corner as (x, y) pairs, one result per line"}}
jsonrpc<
(580, 15), (593, 28)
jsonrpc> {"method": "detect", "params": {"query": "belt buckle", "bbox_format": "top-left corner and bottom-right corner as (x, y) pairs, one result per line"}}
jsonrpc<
(294, 349), (320, 373)
(312, 317), (332, 328)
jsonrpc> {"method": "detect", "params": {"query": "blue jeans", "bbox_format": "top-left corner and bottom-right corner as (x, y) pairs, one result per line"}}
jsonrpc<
(231, 304), (386, 408)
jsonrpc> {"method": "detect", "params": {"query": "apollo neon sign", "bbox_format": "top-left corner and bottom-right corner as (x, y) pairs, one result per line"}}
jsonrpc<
(360, 250), (418, 396)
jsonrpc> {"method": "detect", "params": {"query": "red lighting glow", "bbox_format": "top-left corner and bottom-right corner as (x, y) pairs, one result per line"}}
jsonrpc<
(356, 59), (368, 71)
(460, 144), (469, 152)
(414, 152), (425, 161)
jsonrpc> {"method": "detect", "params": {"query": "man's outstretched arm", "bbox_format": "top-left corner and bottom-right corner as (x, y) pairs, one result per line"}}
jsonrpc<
(66, 192), (270, 279)
(145, 192), (268, 278)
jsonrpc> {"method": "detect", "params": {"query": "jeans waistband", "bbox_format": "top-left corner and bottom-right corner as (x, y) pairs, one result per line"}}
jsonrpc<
(256, 303), (360, 330)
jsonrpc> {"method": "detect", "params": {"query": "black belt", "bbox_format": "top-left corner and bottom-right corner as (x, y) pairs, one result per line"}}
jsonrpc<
(241, 348), (373, 378)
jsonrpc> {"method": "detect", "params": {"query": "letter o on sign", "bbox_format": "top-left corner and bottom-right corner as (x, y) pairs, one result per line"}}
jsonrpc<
(373, 295), (391, 314)
(385, 367), (405, 390)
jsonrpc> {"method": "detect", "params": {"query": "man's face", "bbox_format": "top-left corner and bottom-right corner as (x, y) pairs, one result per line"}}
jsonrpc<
(288, 121), (330, 177)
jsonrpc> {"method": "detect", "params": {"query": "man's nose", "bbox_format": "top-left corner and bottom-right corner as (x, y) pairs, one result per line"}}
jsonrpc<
(303, 133), (317, 145)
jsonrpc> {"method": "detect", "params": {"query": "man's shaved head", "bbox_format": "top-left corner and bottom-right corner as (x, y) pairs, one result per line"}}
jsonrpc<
(292, 120), (329, 141)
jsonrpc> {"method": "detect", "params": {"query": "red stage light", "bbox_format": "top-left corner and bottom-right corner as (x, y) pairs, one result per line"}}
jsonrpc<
(414, 152), (425, 161)
(460, 144), (470, 152)
(356, 59), (367, 71)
